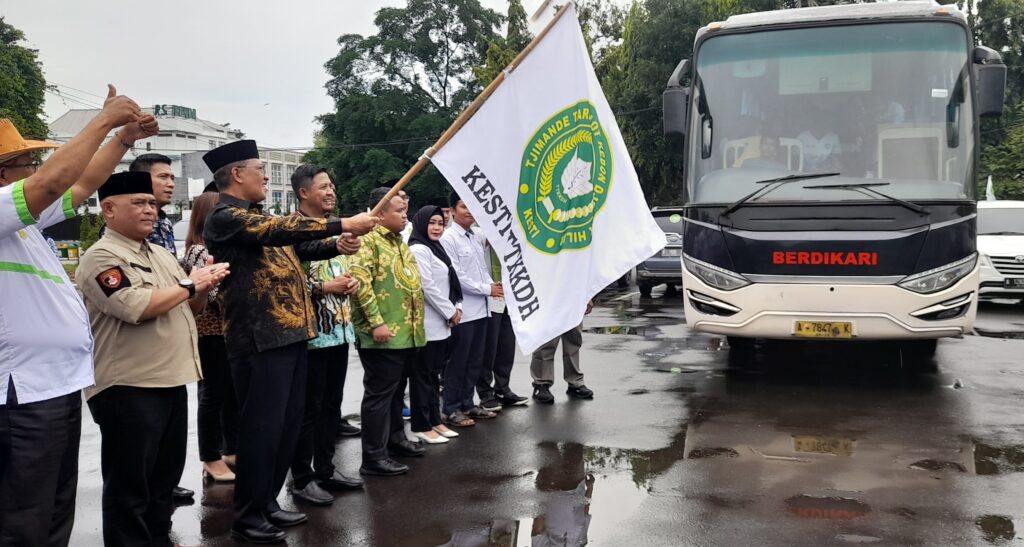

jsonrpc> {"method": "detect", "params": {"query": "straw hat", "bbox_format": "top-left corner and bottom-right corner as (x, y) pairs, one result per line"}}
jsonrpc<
(0, 119), (60, 164)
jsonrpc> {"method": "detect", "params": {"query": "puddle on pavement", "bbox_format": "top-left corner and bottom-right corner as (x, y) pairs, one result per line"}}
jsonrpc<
(688, 446), (740, 459)
(420, 437), (689, 546)
(908, 459), (967, 473)
(974, 441), (1024, 475)
(785, 495), (871, 520)
(584, 325), (654, 336)
(976, 515), (1016, 544)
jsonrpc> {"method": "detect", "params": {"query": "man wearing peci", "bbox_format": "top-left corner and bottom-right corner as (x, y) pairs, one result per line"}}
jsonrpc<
(202, 140), (378, 543)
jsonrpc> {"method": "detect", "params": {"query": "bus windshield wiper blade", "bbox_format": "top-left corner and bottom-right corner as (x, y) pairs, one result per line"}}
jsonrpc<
(980, 231), (1024, 236)
(720, 172), (840, 218)
(802, 182), (930, 215)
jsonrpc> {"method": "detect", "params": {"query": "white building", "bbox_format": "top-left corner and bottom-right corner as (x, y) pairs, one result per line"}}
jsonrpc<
(49, 104), (249, 212)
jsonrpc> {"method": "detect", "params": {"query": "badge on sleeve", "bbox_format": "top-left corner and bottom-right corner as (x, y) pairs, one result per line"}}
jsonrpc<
(95, 266), (131, 297)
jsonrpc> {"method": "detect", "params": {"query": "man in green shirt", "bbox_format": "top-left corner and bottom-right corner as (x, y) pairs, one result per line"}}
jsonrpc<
(349, 186), (427, 476)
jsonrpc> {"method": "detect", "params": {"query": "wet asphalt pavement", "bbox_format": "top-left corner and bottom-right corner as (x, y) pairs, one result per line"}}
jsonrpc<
(69, 287), (1024, 546)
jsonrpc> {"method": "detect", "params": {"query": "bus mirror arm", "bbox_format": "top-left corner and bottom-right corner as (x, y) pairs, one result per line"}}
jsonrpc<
(664, 59), (691, 139)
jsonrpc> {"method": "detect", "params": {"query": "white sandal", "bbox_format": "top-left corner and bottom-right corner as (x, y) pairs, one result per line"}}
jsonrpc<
(413, 431), (449, 444)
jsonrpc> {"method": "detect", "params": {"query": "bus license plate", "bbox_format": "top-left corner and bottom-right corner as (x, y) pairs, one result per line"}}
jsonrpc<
(1004, 278), (1024, 287)
(794, 321), (853, 339)
(662, 248), (681, 257)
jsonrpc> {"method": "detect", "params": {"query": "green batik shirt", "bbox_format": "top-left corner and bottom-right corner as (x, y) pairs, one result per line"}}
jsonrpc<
(349, 225), (426, 350)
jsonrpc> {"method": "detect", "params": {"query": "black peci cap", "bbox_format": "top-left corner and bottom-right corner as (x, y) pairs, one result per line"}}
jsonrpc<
(203, 180), (218, 193)
(449, 190), (463, 208)
(98, 171), (154, 201)
(202, 139), (259, 173)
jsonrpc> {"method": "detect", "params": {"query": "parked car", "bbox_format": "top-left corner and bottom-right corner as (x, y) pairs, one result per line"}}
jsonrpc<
(172, 219), (189, 260)
(978, 200), (1024, 302)
(636, 206), (683, 297)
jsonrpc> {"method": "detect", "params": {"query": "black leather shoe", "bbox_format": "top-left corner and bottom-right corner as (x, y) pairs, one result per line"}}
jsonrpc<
(267, 509), (308, 528)
(319, 470), (364, 490)
(337, 419), (361, 437)
(388, 438), (425, 457)
(566, 384), (594, 399)
(532, 384), (555, 404)
(291, 481), (334, 506)
(171, 486), (194, 500)
(360, 458), (409, 476)
(230, 523), (285, 544)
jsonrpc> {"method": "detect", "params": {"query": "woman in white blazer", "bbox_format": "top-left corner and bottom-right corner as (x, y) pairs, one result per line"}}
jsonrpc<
(408, 206), (467, 442)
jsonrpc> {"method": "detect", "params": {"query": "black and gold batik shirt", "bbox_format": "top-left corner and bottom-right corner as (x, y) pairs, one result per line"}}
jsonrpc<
(204, 194), (342, 358)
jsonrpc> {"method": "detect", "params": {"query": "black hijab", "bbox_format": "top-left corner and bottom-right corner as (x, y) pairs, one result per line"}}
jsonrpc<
(409, 206), (463, 304)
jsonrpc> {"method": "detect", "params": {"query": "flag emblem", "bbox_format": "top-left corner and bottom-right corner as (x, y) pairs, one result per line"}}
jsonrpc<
(517, 100), (612, 254)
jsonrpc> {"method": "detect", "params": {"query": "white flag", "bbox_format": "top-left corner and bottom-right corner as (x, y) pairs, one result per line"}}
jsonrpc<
(430, 5), (666, 353)
(986, 175), (996, 201)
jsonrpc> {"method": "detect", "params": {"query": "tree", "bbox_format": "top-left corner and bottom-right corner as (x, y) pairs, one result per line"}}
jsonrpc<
(960, 0), (1024, 197)
(78, 205), (103, 252)
(0, 17), (49, 139)
(308, 0), (502, 212)
(473, 0), (532, 86)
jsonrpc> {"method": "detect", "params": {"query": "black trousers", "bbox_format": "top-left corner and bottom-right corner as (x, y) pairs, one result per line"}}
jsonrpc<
(230, 342), (307, 530)
(0, 383), (81, 547)
(410, 340), (448, 432)
(197, 335), (238, 462)
(358, 348), (416, 462)
(291, 343), (349, 488)
(443, 318), (487, 415)
(477, 310), (516, 399)
(87, 385), (188, 547)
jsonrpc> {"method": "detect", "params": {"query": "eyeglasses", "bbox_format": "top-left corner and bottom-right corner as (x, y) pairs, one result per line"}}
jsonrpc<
(235, 163), (266, 174)
(2, 162), (41, 171)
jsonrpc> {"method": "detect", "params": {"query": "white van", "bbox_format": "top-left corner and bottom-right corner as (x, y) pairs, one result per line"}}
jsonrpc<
(978, 200), (1024, 302)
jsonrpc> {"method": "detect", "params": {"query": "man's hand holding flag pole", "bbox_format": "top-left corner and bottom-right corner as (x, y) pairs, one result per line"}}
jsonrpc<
(371, 1), (667, 353)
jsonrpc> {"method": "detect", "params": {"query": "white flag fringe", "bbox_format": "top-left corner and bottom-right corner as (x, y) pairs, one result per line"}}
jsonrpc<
(430, 5), (666, 353)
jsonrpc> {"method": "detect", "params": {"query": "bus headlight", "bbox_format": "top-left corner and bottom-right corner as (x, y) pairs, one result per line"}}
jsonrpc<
(683, 254), (751, 291)
(898, 253), (977, 294)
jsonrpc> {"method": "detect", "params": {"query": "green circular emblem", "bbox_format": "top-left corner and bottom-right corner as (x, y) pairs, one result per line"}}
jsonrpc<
(517, 100), (612, 254)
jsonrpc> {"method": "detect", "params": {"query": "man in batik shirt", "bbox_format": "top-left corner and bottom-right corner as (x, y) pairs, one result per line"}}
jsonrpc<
(349, 186), (426, 477)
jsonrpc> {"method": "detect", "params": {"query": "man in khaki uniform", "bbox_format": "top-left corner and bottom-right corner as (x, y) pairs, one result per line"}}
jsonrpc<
(77, 171), (229, 547)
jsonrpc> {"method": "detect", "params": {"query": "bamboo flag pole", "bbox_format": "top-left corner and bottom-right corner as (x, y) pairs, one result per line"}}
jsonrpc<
(369, 1), (576, 216)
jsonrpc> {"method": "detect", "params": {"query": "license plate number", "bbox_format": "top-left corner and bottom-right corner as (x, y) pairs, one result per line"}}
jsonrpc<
(1005, 278), (1024, 287)
(794, 321), (853, 338)
(662, 248), (681, 257)
(793, 435), (855, 456)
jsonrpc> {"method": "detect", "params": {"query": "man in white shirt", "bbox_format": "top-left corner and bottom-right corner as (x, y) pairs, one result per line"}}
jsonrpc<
(0, 86), (153, 547)
(439, 192), (503, 424)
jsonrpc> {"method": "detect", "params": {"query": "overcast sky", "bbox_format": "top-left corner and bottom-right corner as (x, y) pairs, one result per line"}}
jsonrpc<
(2, 0), (572, 149)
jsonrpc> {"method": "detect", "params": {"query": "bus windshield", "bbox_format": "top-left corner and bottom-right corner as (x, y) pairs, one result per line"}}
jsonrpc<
(688, 22), (974, 205)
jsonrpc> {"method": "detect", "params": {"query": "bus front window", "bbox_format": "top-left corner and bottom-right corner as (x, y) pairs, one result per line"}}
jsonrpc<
(688, 22), (974, 205)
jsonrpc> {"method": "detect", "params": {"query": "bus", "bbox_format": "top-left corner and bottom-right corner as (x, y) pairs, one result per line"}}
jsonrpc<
(662, 1), (1006, 356)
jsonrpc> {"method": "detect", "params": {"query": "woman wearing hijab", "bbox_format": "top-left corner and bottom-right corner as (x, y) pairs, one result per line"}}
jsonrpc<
(408, 205), (468, 442)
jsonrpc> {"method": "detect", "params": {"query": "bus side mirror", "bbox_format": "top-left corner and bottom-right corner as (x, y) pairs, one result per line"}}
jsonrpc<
(973, 46), (1006, 118)
(664, 59), (691, 138)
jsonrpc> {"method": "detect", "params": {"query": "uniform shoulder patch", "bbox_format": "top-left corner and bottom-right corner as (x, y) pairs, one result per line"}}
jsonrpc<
(95, 266), (131, 297)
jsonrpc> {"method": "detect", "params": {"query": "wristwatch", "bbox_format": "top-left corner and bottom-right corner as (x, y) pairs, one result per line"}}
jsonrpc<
(178, 278), (196, 298)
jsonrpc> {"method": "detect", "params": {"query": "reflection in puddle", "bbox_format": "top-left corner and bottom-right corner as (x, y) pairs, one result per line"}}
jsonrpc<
(785, 495), (871, 520)
(976, 515), (1016, 544)
(584, 325), (652, 336)
(975, 328), (1024, 340)
(908, 459), (967, 473)
(688, 447), (740, 459)
(974, 441), (1024, 475)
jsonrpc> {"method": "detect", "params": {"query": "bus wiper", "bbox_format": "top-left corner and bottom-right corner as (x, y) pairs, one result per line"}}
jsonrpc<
(720, 172), (840, 218)
(802, 182), (930, 215)
(980, 231), (1024, 236)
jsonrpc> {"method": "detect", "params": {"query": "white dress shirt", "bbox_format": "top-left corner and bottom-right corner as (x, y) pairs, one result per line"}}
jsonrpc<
(410, 244), (462, 342)
(440, 223), (492, 323)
